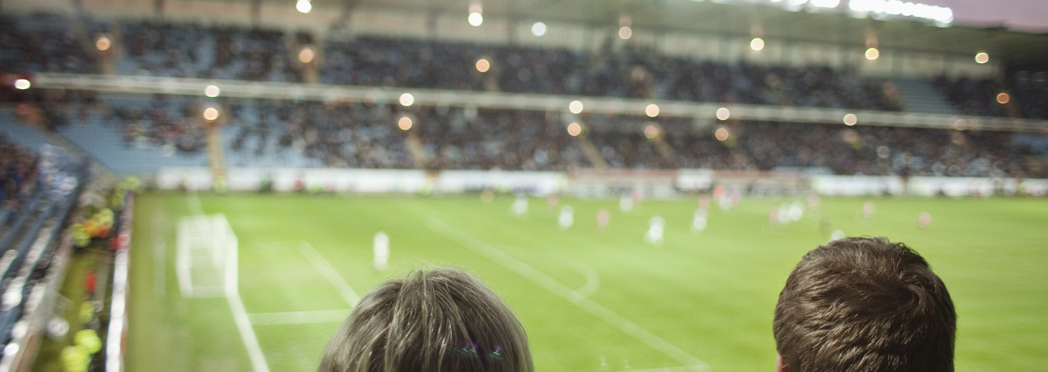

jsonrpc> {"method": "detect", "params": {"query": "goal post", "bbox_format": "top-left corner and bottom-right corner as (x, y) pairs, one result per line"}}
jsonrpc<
(176, 213), (237, 299)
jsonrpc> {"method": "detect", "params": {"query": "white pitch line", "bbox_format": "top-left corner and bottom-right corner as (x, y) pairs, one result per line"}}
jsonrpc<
(425, 218), (709, 372)
(226, 291), (271, 372)
(299, 241), (361, 307)
(248, 309), (351, 326)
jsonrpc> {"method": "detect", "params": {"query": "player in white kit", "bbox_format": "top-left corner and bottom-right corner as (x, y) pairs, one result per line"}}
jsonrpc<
(644, 216), (665, 247)
(373, 231), (390, 272)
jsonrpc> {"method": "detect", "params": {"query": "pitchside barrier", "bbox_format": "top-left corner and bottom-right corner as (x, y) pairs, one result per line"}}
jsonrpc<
(154, 167), (1048, 197)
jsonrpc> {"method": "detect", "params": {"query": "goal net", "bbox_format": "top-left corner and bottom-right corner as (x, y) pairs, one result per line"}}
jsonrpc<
(176, 213), (238, 298)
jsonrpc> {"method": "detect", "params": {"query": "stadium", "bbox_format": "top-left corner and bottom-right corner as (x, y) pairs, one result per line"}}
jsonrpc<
(0, 0), (1047, 370)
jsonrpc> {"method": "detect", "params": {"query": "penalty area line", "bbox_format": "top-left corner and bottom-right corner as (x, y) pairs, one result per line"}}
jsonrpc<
(425, 218), (709, 372)
(299, 241), (361, 307)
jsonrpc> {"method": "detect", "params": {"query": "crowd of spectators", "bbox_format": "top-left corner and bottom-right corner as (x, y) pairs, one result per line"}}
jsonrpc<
(323, 36), (903, 111)
(737, 121), (1040, 178)
(0, 135), (39, 207)
(0, 15), (98, 74)
(87, 94), (1048, 178)
(107, 95), (209, 153)
(933, 71), (1048, 120)
(120, 21), (303, 82)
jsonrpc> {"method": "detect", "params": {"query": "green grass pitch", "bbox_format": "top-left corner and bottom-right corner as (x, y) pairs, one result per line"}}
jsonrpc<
(126, 192), (1048, 372)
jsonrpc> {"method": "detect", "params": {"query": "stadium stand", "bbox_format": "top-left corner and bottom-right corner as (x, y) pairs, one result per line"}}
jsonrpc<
(0, 14), (1045, 179)
(0, 140), (85, 349)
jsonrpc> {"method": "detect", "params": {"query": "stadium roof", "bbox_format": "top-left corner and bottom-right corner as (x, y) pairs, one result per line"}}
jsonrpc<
(317, 0), (1048, 65)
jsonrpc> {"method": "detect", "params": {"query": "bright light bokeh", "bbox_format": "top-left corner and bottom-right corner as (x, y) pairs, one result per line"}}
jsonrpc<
(531, 22), (547, 37)
(715, 127), (730, 141)
(296, 0), (311, 14)
(299, 47), (315, 64)
(96, 36), (111, 51)
(865, 47), (880, 60)
(618, 26), (632, 40)
(750, 38), (765, 51)
(568, 100), (583, 114)
(476, 59), (490, 72)
(204, 85), (220, 98)
(645, 104), (660, 117)
(398, 116), (413, 131)
(203, 107), (219, 121)
(643, 125), (659, 139)
(975, 52), (989, 64)
(843, 113), (858, 126)
(716, 107), (730, 121)
(567, 122), (582, 136)
(468, 12), (483, 26)
(399, 93), (415, 107)
(997, 93), (1010, 104)
(13, 79), (30, 90)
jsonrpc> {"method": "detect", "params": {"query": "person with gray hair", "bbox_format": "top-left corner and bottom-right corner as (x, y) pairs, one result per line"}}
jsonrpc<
(318, 267), (533, 372)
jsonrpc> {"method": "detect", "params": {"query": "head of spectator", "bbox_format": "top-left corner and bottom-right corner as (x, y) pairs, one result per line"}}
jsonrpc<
(773, 237), (955, 372)
(319, 267), (533, 372)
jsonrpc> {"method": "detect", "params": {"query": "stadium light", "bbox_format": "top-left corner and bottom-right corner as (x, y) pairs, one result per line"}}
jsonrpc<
(569, 100), (583, 114)
(13, 79), (30, 90)
(645, 104), (660, 118)
(750, 38), (765, 51)
(865, 47), (880, 60)
(644, 124), (659, 139)
(849, 0), (953, 25)
(531, 22), (547, 37)
(843, 113), (858, 126)
(203, 107), (219, 121)
(96, 36), (111, 51)
(716, 107), (730, 121)
(468, 12), (483, 26)
(204, 85), (220, 98)
(618, 26), (632, 40)
(811, 0), (840, 8)
(296, 0), (311, 13)
(299, 47), (315, 64)
(975, 52), (989, 64)
(398, 116), (413, 130)
(476, 58), (490, 73)
(399, 93), (415, 107)
(567, 122), (582, 136)
(715, 127), (729, 141)
(996, 93), (1010, 104)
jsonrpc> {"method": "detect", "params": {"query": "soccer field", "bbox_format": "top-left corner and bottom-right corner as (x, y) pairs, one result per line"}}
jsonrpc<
(127, 192), (1048, 372)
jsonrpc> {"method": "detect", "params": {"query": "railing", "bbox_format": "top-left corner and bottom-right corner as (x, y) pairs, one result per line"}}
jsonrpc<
(31, 73), (1048, 133)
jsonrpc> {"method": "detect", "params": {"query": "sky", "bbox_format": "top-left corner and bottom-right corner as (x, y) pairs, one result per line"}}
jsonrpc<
(923, 0), (1048, 32)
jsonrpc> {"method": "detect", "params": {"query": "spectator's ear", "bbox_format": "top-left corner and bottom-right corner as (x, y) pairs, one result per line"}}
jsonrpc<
(776, 353), (789, 372)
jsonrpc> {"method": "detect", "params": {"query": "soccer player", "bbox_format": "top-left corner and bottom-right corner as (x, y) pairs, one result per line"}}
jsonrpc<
(643, 215), (665, 247)
(918, 211), (933, 230)
(773, 237), (955, 372)
(510, 194), (528, 217)
(596, 208), (610, 232)
(319, 267), (533, 372)
(373, 231), (390, 272)
(691, 208), (707, 235)
(558, 205), (574, 230)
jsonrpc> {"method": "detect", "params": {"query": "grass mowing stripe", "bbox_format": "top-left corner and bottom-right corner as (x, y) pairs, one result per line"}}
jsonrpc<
(298, 241), (361, 306)
(426, 217), (710, 372)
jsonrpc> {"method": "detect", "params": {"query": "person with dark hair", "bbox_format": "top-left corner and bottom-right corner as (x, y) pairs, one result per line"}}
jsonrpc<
(773, 237), (956, 372)
(319, 267), (533, 372)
